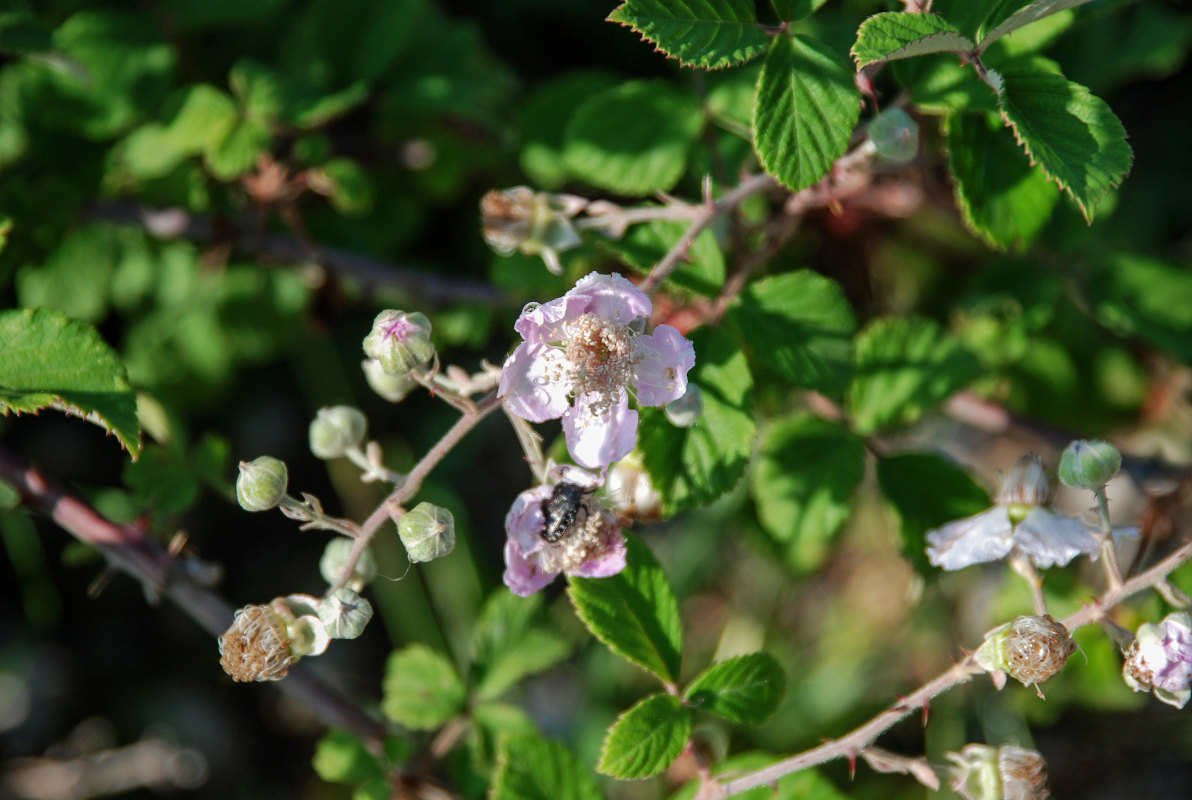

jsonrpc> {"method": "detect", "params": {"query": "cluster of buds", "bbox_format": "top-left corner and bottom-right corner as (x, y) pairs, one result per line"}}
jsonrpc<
(1123, 612), (1192, 708)
(480, 187), (586, 275)
(975, 615), (1077, 694)
(947, 744), (1050, 800)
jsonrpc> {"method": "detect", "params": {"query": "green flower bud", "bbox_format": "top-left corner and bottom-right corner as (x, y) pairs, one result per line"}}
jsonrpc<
(362, 358), (418, 402)
(398, 502), (455, 563)
(1058, 439), (1122, 491)
(868, 108), (919, 164)
(947, 744), (1049, 800)
(363, 310), (434, 375)
(664, 384), (703, 428)
(317, 587), (374, 639)
(309, 405), (368, 460)
(974, 614), (1075, 690)
(236, 456), (289, 512)
(319, 537), (377, 589)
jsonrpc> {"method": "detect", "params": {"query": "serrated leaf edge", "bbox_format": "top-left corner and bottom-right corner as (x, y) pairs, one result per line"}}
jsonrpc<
(607, 3), (766, 71)
(596, 694), (691, 779)
(850, 12), (975, 68)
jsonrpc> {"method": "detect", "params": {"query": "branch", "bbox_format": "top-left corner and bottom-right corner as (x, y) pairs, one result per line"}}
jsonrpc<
(711, 540), (1192, 797)
(0, 445), (388, 750)
(88, 202), (508, 307)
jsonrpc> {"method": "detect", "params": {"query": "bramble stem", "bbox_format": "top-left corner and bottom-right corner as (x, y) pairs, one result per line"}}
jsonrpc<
(1093, 488), (1124, 590)
(710, 540), (1192, 798)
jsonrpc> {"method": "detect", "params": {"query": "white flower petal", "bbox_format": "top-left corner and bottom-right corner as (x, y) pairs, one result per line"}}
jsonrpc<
(926, 506), (1015, 570)
(562, 392), (638, 469)
(634, 324), (695, 407)
(1012, 508), (1101, 568)
(567, 272), (651, 324)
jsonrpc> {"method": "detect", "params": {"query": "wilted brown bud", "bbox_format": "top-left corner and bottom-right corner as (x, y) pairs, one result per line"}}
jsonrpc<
(948, 743), (1050, 800)
(975, 615), (1076, 690)
(219, 604), (295, 682)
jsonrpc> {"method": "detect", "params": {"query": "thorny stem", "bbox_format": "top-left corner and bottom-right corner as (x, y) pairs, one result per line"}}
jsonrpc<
(709, 540), (1192, 798)
(0, 445), (388, 752)
(336, 391), (505, 588)
(640, 173), (778, 295)
(1094, 487), (1125, 590)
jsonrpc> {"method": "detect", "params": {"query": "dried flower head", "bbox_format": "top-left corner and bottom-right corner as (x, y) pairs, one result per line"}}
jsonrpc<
(219, 604), (295, 682)
(481, 187), (586, 275)
(948, 743), (1050, 800)
(503, 465), (626, 596)
(976, 615), (1076, 690)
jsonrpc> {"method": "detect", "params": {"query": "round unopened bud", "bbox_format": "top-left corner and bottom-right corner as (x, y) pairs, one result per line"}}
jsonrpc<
(996, 454), (1050, 507)
(309, 405), (368, 459)
(867, 108), (919, 164)
(1058, 439), (1122, 491)
(975, 614), (1075, 689)
(236, 456), (289, 512)
(947, 744), (1049, 800)
(363, 310), (435, 375)
(219, 604), (295, 682)
(398, 502), (455, 563)
(317, 588), (374, 639)
(319, 537), (377, 589)
(362, 358), (418, 402)
(664, 384), (703, 428)
(605, 453), (662, 524)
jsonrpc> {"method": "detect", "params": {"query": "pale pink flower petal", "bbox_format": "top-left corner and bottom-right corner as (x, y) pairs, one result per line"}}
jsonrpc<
(514, 295), (578, 343)
(503, 538), (557, 597)
(569, 529), (627, 578)
(562, 392), (638, 469)
(634, 324), (695, 406)
(498, 343), (571, 422)
(566, 272), (651, 324)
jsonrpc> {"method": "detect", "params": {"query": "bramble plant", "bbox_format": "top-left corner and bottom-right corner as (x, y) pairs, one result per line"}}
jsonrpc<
(2, 1), (1192, 798)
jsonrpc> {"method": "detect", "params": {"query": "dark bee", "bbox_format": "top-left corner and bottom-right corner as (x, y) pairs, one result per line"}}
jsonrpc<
(540, 482), (590, 543)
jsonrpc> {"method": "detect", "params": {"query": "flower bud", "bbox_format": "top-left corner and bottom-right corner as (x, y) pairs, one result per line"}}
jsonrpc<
(317, 587), (374, 639)
(398, 502), (456, 563)
(976, 615), (1075, 690)
(664, 384), (703, 428)
(947, 744), (1049, 800)
(1058, 439), (1122, 491)
(996, 454), (1050, 507)
(363, 310), (435, 375)
(1123, 612), (1192, 708)
(867, 107), (919, 164)
(319, 537), (377, 589)
(236, 456), (289, 512)
(362, 358), (418, 402)
(309, 405), (368, 460)
(605, 453), (663, 524)
(480, 187), (584, 259)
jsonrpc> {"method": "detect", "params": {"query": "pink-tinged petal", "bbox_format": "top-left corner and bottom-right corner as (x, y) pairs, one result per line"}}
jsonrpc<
(925, 506), (1015, 570)
(569, 529), (627, 578)
(503, 538), (557, 596)
(499, 342), (571, 423)
(1013, 508), (1101, 568)
(514, 294), (581, 343)
(566, 272), (651, 324)
(505, 485), (553, 554)
(634, 324), (695, 406)
(562, 392), (638, 469)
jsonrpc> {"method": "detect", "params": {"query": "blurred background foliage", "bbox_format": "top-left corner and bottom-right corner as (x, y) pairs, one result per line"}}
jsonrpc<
(1, 0), (1192, 798)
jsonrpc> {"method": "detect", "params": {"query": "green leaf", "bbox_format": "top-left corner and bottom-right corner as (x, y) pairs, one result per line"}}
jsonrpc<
(945, 111), (1060, 250)
(639, 326), (755, 513)
(493, 734), (604, 800)
(683, 652), (785, 725)
(598, 694), (692, 779)
(770, 0), (829, 23)
(122, 446), (199, 515)
(995, 63), (1132, 222)
(16, 224), (120, 323)
(978, 0), (1096, 48)
(288, 80), (370, 129)
(898, 54), (999, 115)
(753, 34), (860, 192)
(310, 158), (376, 217)
(312, 728), (384, 785)
(607, 0), (769, 70)
(876, 452), (990, 574)
(600, 219), (726, 297)
(205, 117), (271, 180)
(849, 317), (980, 435)
(493, 734), (605, 800)
(1087, 254), (1192, 365)
(122, 84), (238, 178)
(563, 80), (704, 196)
(229, 58), (285, 121)
(380, 644), (466, 730)
(568, 535), (682, 683)
(730, 270), (856, 394)
(519, 71), (619, 190)
(750, 416), (865, 573)
(0, 12), (51, 54)
(471, 592), (572, 701)
(0, 309), (140, 456)
(851, 12), (975, 68)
